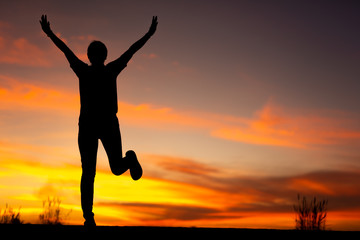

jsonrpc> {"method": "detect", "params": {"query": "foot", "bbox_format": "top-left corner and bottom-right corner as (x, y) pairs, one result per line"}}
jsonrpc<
(84, 217), (96, 228)
(126, 150), (142, 180)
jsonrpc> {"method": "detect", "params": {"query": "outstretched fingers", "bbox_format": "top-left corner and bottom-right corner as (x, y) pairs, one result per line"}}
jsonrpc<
(40, 14), (52, 35)
(148, 16), (158, 35)
(40, 14), (46, 23)
(152, 16), (158, 25)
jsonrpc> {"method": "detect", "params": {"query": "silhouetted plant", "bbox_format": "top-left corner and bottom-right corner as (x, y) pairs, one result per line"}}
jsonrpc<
(293, 194), (328, 230)
(39, 197), (71, 225)
(0, 204), (23, 224)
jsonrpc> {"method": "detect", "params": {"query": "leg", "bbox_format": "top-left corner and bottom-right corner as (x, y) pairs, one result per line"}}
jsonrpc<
(100, 116), (142, 180)
(78, 123), (98, 225)
(100, 116), (128, 176)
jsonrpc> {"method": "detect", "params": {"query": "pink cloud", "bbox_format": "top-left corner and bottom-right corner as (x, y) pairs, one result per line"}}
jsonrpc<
(141, 53), (159, 59)
(0, 22), (67, 67)
(0, 37), (51, 67)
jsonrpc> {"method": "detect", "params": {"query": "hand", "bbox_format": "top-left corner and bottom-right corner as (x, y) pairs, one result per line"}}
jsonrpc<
(148, 16), (158, 36)
(39, 14), (53, 36)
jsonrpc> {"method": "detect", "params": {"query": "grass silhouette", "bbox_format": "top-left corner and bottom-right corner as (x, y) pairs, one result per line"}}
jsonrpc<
(0, 204), (23, 224)
(39, 197), (72, 225)
(293, 194), (328, 230)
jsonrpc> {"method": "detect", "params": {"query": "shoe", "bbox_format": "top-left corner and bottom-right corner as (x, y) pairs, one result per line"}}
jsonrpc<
(126, 150), (142, 180)
(84, 217), (96, 228)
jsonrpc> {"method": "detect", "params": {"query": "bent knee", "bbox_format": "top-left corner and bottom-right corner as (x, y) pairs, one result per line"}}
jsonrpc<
(110, 166), (127, 176)
(111, 169), (122, 176)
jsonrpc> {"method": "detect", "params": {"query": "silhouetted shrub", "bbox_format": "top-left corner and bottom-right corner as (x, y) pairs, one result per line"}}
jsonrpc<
(293, 194), (328, 230)
(0, 204), (23, 224)
(39, 197), (71, 225)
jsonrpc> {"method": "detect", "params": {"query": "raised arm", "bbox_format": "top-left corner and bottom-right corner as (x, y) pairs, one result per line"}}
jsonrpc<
(109, 16), (158, 71)
(39, 15), (83, 67)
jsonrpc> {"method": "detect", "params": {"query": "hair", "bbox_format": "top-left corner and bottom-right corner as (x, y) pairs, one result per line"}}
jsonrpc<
(87, 40), (107, 65)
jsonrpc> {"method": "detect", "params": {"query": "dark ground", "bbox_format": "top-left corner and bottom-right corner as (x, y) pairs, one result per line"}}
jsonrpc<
(0, 224), (358, 239)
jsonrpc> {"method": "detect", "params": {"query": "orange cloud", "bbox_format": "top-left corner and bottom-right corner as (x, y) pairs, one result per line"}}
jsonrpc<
(290, 179), (334, 195)
(117, 102), (227, 131)
(0, 75), (79, 113)
(146, 154), (219, 176)
(2, 75), (360, 149)
(212, 101), (360, 148)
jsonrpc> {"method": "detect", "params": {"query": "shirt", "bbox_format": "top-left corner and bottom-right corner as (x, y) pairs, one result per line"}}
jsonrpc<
(69, 58), (127, 119)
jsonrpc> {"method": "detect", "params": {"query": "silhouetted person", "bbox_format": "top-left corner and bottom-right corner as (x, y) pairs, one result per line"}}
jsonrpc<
(40, 14), (158, 227)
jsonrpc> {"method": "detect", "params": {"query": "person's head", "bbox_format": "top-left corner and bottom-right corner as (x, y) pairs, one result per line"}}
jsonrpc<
(87, 41), (107, 65)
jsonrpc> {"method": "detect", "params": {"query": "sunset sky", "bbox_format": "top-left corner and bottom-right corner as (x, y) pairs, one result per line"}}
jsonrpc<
(1, 0), (360, 230)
